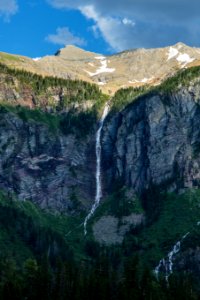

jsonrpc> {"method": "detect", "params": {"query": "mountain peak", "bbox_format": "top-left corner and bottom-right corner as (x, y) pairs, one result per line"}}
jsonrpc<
(55, 45), (98, 60)
(174, 42), (187, 46)
(172, 42), (189, 49)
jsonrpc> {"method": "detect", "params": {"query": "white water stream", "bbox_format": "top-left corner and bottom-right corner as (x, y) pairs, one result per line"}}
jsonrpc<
(84, 104), (110, 235)
(155, 232), (190, 279)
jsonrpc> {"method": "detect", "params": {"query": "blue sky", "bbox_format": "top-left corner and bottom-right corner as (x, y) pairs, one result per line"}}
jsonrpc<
(0, 0), (200, 58)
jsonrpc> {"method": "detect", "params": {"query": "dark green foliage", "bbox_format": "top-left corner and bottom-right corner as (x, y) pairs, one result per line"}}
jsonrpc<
(108, 186), (141, 218)
(157, 65), (200, 94)
(110, 65), (200, 114)
(0, 63), (106, 106)
(0, 189), (200, 298)
(111, 85), (150, 112)
(86, 181), (144, 230)
(84, 240), (102, 259)
(0, 200), (73, 265)
(16, 106), (59, 131)
(0, 102), (98, 136)
(60, 108), (97, 137)
(0, 253), (199, 300)
(0, 62), (109, 136)
(141, 184), (165, 224)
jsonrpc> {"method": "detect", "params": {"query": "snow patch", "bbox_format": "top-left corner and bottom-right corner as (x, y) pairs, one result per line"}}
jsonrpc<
(85, 58), (115, 76)
(176, 53), (194, 66)
(167, 47), (179, 60)
(97, 82), (106, 86)
(95, 56), (106, 60)
(141, 78), (150, 83)
(32, 57), (41, 61)
(167, 47), (194, 66)
(129, 77), (154, 84)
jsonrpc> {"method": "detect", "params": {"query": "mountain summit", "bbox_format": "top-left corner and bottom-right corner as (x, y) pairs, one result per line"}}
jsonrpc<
(55, 45), (98, 60)
(1, 43), (200, 94)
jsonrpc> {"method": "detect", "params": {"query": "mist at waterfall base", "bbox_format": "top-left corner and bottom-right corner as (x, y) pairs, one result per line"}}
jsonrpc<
(84, 104), (110, 235)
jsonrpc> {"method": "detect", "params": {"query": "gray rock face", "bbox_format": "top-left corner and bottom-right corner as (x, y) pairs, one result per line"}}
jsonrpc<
(1, 79), (200, 215)
(0, 111), (96, 213)
(93, 213), (145, 245)
(102, 81), (200, 194)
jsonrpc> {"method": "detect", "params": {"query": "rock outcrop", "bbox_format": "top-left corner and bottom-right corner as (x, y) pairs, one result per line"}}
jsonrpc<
(93, 213), (145, 245)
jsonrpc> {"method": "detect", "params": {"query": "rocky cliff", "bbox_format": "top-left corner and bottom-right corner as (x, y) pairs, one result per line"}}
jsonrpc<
(0, 110), (97, 213)
(102, 77), (200, 196)
(0, 65), (109, 213)
(1, 64), (200, 218)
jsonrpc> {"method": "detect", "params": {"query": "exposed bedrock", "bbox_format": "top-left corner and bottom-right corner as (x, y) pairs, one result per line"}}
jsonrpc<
(102, 83), (200, 194)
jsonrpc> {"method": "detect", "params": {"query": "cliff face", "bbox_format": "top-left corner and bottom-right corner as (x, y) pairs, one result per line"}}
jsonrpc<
(0, 66), (109, 213)
(0, 110), (96, 213)
(1, 66), (200, 219)
(102, 81), (200, 195)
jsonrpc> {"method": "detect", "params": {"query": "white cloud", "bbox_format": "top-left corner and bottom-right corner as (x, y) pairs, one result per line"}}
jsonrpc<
(45, 27), (86, 46)
(48, 0), (200, 51)
(80, 5), (136, 51)
(122, 18), (135, 27)
(0, 0), (18, 21)
(48, 0), (200, 23)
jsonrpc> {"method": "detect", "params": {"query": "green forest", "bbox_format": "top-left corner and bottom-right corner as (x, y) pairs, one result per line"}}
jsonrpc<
(0, 252), (198, 300)
(0, 188), (200, 299)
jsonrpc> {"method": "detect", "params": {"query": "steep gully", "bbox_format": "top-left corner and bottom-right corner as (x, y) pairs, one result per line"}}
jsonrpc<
(84, 104), (110, 235)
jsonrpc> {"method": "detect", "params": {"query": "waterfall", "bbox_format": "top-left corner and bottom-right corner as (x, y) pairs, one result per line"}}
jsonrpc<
(84, 104), (110, 235)
(155, 232), (190, 279)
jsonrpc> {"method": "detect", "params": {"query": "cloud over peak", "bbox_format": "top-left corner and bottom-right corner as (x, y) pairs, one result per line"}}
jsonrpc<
(46, 27), (86, 47)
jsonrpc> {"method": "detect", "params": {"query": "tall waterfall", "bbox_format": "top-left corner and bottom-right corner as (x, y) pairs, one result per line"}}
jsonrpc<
(84, 104), (110, 235)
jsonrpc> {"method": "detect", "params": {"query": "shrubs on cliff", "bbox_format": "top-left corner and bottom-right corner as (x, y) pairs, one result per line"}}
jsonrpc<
(111, 85), (149, 112)
(0, 102), (99, 138)
(60, 109), (97, 137)
(0, 62), (108, 110)
(0, 62), (110, 136)
(157, 65), (200, 93)
(110, 65), (200, 113)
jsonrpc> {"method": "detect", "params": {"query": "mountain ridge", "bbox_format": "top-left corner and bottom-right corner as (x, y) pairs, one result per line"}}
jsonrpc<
(1, 42), (200, 94)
